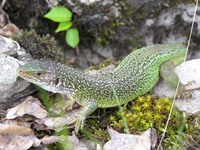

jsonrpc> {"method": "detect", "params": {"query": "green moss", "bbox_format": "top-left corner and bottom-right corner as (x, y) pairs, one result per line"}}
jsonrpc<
(164, 134), (184, 150)
(109, 95), (185, 134)
(182, 116), (200, 149)
(84, 117), (110, 143)
(13, 29), (68, 63)
(164, 112), (200, 149)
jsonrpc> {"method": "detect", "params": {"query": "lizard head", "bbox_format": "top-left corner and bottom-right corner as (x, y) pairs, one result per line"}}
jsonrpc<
(16, 60), (73, 94)
(17, 60), (54, 82)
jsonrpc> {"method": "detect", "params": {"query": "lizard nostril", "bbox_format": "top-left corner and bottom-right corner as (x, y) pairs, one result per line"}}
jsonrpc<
(16, 67), (22, 74)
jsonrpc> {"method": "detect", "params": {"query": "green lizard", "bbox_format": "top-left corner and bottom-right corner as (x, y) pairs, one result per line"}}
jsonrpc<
(17, 44), (186, 133)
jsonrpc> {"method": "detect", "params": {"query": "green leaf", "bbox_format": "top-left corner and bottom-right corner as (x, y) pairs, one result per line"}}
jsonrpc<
(44, 6), (72, 22)
(66, 28), (79, 48)
(55, 21), (72, 33)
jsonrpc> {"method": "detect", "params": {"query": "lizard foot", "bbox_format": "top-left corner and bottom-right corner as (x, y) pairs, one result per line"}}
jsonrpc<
(176, 84), (191, 100)
(176, 81), (199, 100)
(75, 115), (85, 133)
(67, 114), (85, 134)
(63, 97), (76, 111)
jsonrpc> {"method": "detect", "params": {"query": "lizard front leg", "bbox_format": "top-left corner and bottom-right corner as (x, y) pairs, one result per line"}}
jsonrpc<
(69, 99), (98, 133)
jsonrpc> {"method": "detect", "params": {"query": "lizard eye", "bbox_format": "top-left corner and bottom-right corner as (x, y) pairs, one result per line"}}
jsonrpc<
(55, 78), (59, 85)
(36, 72), (42, 76)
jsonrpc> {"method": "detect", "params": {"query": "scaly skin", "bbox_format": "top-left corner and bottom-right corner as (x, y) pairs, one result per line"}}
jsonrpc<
(17, 44), (186, 133)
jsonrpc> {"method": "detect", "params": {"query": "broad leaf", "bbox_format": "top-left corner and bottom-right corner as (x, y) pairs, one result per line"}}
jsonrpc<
(66, 28), (79, 48)
(44, 6), (72, 22)
(55, 21), (72, 33)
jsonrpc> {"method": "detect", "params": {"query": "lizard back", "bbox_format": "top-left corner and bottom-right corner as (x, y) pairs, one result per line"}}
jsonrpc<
(74, 44), (186, 107)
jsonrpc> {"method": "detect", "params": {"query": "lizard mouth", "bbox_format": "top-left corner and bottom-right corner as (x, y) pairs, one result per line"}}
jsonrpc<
(16, 67), (38, 81)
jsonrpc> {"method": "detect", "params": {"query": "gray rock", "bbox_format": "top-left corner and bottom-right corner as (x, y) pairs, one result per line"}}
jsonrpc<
(0, 54), (20, 84)
(0, 36), (18, 56)
(145, 3), (200, 46)
(0, 36), (34, 109)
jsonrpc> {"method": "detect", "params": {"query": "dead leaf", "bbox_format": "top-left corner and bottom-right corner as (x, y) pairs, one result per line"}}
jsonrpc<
(40, 133), (87, 149)
(0, 119), (32, 135)
(41, 135), (60, 145)
(0, 23), (20, 37)
(6, 96), (48, 119)
(0, 119), (41, 150)
(36, 108), (80, 131)
(41, 116), (67, 131)
(0, 124), (34, 135)
(0, 8), (9, 28)
(68, 133), (87, 150)
(104, 127), (157, 150)
(0, 134), (41, 150)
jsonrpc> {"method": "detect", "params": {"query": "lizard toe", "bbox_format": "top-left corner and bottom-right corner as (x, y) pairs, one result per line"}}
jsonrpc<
(63, 99), (76, 111)
(75, 115), (86, 134)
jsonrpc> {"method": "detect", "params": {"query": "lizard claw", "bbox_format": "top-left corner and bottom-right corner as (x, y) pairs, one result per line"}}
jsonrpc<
(63, 98), (76, 111)
(176, 81), (199, 100)
(67, 114), (85, 134)
(75, 115), (85, 133)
